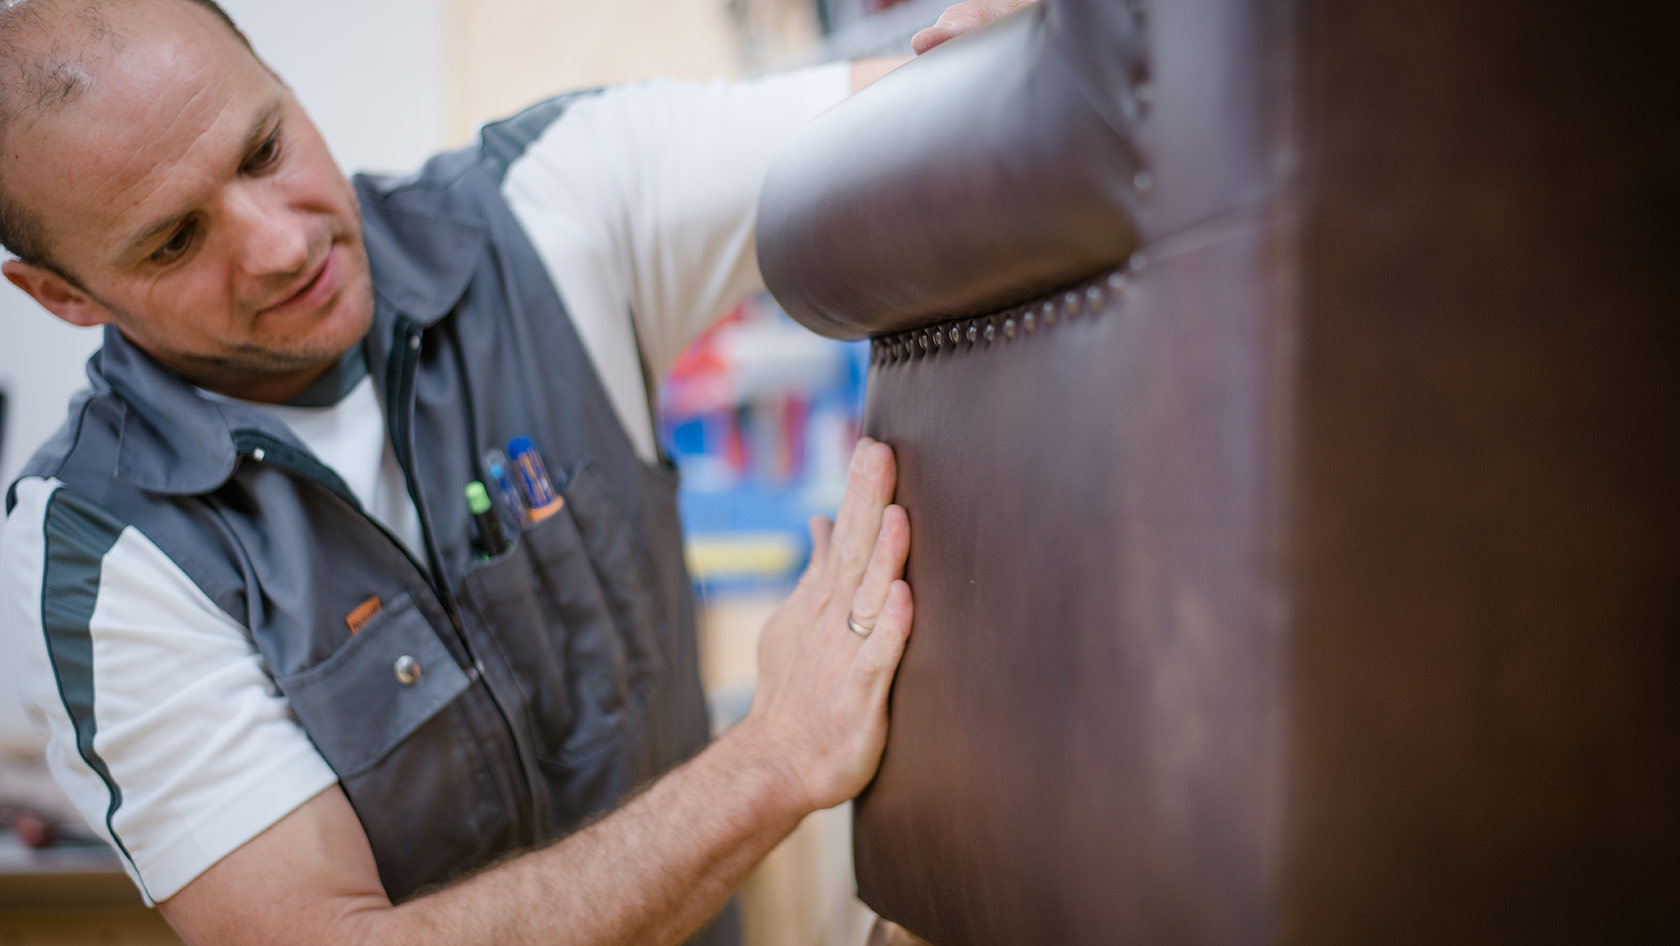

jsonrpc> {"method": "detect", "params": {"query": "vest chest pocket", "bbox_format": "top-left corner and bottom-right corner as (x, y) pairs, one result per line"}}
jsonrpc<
(457, 459), (661, 770)
(275, 591), (515, 897)
(278, 591), (471, 774)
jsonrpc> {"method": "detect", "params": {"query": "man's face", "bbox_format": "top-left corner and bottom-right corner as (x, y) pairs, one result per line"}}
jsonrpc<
(2, 0), (372, 401)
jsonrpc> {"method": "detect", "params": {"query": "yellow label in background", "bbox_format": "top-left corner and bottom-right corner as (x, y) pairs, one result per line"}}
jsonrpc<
(684, 532), (802, 582)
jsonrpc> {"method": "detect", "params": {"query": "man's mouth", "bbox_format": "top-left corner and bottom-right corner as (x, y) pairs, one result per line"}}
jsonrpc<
(260, 246), (339, 318)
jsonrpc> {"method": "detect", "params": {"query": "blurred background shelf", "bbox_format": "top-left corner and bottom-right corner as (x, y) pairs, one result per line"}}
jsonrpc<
(0, 827), (180, 944)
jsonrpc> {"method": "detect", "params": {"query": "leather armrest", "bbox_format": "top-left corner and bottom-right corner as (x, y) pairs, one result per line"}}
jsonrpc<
(755, 0), (1141, 340)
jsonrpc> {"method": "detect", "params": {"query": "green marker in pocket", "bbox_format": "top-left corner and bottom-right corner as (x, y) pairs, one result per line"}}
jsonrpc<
(466, 481), (508, 558)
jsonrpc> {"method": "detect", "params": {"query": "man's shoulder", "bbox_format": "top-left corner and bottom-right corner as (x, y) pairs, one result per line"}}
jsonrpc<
(1, 477), (134, 633)
(2, 383), (242, 626)
(346, 90), (616, 331)
(6, 385), (124, 515)
(353, 89), (605, 209)
(2, 476), (119, 569)
(2, 455), (249, 648)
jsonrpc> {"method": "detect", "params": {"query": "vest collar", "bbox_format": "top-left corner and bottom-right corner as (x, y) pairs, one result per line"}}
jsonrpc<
(101, 327), (295, 495)
(361, 195), (487, 329)
(102, 195), (486, 495)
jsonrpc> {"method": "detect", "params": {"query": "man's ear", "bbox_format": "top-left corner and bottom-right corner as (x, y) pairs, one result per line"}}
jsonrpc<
(2, 259), (112, 328)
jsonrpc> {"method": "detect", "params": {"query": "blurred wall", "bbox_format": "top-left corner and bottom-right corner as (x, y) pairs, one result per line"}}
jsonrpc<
(446, 0), (739, 141)
(443, 0), (783, 142)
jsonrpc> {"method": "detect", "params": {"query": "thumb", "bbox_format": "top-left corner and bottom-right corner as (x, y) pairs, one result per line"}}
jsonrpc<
(911, 2), (986, 55)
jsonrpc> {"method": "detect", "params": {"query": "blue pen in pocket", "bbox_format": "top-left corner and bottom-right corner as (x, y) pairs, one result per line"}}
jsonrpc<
(483, 448), (527, 523)
(508, 437), (564, 522)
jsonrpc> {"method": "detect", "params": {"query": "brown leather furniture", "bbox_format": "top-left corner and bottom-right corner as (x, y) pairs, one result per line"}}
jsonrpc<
(757, 0), (1678, 943)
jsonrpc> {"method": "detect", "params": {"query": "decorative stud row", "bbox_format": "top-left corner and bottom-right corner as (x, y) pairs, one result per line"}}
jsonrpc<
(869, 257), (1142, 367)
(866, 0), (1152, 370)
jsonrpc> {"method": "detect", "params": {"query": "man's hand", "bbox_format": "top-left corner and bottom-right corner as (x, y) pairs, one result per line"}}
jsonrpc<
(911, 0), (1038, 55)
(738, 437), (913, 814)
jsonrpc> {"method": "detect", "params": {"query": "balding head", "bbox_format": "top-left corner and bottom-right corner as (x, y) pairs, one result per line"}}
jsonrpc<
(0, 0), (251, 277)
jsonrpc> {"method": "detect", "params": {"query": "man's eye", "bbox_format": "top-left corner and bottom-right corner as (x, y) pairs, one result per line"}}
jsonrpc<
(246, 133), (282, 172)
(151, 223), (197, 265)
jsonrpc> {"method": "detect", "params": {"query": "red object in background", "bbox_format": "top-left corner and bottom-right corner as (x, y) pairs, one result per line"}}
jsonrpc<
(726, 405), (749, 478)
(13, 813), (56, 849)
(664, 305), (744, 417)
(780, 396), (809, 480)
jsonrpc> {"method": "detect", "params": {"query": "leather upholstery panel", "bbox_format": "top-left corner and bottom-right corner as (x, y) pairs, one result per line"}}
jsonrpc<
(854, 216), (1292, 946)
(1279, 0), (1680, 941)
(759, 0), (1678, 941)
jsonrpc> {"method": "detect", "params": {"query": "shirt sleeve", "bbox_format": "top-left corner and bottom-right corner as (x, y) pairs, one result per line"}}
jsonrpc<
(499, 64), (851, 460)
(0, 477), (339, 905)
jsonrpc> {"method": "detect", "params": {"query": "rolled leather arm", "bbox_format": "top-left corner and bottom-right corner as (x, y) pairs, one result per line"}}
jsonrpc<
(756, 0), (1141, 340)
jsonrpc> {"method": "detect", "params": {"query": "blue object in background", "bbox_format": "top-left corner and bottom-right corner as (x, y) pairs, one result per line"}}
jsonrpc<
(659, 298), (869, 596)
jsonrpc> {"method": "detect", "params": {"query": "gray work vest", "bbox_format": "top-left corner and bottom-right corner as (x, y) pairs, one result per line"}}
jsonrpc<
(11, 97), (738, 943)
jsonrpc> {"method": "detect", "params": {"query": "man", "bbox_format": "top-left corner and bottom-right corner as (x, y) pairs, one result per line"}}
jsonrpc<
(0, 0), (1022, 943)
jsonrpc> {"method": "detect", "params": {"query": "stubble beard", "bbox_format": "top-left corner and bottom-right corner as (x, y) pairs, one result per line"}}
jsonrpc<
(106, 276), (376, 400)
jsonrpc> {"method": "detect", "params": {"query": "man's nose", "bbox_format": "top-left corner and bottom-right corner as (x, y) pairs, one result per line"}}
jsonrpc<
(226, 184), (310, 278)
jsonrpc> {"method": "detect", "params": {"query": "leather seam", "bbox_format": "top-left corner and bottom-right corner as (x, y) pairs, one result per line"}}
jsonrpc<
(868, 262), (1135, 366)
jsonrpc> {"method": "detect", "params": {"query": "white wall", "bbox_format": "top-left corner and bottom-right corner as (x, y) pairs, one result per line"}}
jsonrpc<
(0, 0), (447, 749)
(228, 0), (446, 178)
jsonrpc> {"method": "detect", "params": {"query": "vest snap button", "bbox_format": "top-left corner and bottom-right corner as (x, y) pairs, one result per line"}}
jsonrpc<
(394, 655), (422, 686)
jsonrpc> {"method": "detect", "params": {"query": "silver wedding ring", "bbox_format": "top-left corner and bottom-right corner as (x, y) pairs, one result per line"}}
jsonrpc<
(846, 613), (876, 638)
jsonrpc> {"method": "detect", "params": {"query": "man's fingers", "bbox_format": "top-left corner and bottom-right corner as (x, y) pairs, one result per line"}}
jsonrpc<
(912, 0), (1032, 55)
(911, 3), (981, 55)
(853, 581), (913, 703)
(790, 515), (836, 606)
(849, 504), (909, 627)
(826, 439), (897, 594)
(806, 516), (834, 572)
(910, 24), (955, 56)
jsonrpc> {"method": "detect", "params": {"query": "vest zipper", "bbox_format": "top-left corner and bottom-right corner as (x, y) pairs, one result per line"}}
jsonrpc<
(386, 323), (456, 602)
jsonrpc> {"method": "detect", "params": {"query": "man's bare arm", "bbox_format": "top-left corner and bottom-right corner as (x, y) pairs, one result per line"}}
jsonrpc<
(161, 724), (806, 945)
(161, 439), (913, 946)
